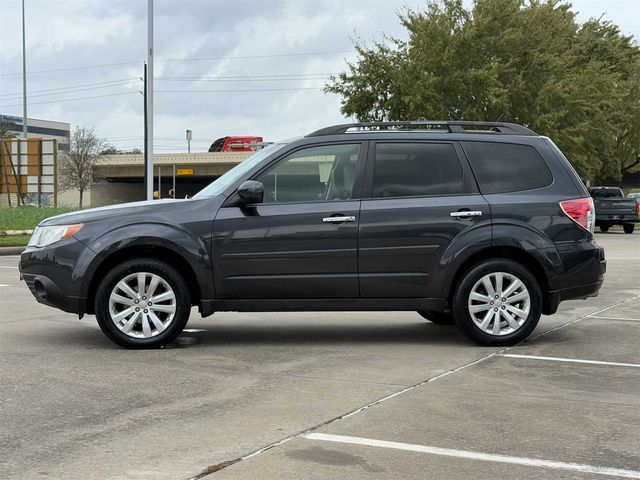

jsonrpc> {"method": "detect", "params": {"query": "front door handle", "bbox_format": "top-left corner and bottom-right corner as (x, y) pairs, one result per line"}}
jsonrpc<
(323, 216), (356, 223)
(450, 210), (483, 218)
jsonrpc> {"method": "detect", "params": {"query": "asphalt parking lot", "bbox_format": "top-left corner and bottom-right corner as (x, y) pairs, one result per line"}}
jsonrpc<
(0, 230), (638, 480)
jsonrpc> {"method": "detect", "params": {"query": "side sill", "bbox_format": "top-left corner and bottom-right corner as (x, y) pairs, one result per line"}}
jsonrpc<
(205, 298), (446, 313)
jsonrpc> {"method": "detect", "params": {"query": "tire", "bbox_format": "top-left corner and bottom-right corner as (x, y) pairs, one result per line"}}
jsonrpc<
(599, 225), (610, 232)
(417, 310), (454, 325)
(94, 258), (191, 349)
(452, 259), (542, 346)
(623, 223), (635, 234)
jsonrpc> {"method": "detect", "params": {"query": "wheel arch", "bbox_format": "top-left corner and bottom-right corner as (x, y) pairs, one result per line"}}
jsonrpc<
(446, 246), (555, 314)
(85, 244), (202, 315)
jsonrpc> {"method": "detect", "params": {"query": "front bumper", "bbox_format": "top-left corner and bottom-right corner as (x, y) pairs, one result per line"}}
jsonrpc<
(19, 237), (93, 315)
(21, 272), (86, 314)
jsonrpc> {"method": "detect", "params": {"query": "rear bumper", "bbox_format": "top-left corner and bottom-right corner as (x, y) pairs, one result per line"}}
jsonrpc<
(543, 240), (606, 314)
(595, 214), (639, 224)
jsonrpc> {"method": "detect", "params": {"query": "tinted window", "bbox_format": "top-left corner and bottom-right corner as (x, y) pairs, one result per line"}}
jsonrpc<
(371, 143), (465, 198)
(462, 142), (552, 194)
(256, 144), (360, 203)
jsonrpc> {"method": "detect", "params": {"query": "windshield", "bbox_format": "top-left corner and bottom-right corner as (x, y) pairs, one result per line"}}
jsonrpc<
(193, 143), (287, 199)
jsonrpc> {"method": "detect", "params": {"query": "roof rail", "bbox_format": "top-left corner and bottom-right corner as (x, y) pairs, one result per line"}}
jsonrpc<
(307, 121), (537, 137)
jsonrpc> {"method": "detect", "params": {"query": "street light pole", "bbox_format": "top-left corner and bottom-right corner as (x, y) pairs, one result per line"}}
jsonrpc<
(186, 129), (192, 153)
(145, 0), (154, 200)
(21, 0), (27, 138)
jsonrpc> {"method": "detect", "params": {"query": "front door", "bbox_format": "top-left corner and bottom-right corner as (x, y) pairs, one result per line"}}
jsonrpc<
(212, 142), (365, 299)
(358, 141), (490, 298)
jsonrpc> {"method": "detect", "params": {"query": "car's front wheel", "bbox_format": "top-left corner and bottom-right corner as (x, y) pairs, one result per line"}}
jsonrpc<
(94, 258), (191, 348)
(452, 259), (541, 346)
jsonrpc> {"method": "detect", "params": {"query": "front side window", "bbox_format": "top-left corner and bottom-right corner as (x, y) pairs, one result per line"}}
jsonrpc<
(371, 142), (465, 198)
(255, 144), (361, 203)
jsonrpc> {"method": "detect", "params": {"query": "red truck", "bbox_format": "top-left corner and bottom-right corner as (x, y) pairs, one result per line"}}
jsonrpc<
(208, 136), (263, 152)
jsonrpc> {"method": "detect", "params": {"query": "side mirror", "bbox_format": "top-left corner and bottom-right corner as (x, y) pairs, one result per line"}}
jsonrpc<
(236, 180), (264, 205)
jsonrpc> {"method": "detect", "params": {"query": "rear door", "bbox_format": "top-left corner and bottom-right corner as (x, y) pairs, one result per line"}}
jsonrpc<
(358, 141), (490, 298)
(212, 142), (366, 299)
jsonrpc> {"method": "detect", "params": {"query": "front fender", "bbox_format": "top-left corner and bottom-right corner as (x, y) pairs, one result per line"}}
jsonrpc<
(77, 222), (214, 302)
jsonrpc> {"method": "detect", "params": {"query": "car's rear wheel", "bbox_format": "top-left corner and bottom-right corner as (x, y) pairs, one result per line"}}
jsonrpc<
(94, 258), (191, 349)
(599, 224), (610, 232)
(417, 310), (454, 325)
(452, 259), (541, 346)
(623, 223), (635, 234)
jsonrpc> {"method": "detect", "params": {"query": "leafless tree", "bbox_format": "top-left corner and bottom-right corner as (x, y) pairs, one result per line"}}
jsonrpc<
(0, 121), (18, 140)
(59, 126), (106, 208)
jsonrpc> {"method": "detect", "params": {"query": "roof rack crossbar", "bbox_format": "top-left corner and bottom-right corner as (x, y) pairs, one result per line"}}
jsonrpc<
(307, 121), (536, 137)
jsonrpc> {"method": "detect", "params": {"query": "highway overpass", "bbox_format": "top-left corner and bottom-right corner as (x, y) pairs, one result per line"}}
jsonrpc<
(66, 151), (254, 207)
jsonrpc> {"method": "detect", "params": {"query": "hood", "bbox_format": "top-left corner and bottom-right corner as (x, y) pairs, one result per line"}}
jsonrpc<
(40, 198), (193, 226)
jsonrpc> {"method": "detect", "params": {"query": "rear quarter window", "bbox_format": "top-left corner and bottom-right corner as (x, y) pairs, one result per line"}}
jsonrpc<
(462, 142), (553, 194)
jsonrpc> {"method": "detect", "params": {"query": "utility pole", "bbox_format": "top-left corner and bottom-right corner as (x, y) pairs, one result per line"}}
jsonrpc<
(145, 0), (154, 200)
(21, 0), (27, 138)
(143, 63), (148, 198)
(186, 129), (192, 153)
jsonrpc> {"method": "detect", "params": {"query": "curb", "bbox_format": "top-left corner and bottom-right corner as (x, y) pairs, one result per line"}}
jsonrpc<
(0, 246), (25, 256)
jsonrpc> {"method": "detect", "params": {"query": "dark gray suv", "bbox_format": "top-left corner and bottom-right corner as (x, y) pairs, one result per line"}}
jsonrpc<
(19, 121), (606, 348)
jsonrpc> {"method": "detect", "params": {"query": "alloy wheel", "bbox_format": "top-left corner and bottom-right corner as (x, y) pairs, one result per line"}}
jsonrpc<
(467, 271), (530, 336)
(108, 272), (176, 338)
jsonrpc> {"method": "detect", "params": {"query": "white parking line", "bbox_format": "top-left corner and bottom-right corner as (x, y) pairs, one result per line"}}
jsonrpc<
(501, 353), (640, 368)
(0, 284), (10, 287)
(588, 315), (640, 322)
(303, 433), (640, 479)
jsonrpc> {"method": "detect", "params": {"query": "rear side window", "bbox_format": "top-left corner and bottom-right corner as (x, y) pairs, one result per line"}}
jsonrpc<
(371, 143), (466, 198)
(462, 142), (552, 194)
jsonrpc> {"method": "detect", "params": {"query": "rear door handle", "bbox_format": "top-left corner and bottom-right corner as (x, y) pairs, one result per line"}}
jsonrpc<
(323, 216), (356, 223)
(450, 210), (483, 217)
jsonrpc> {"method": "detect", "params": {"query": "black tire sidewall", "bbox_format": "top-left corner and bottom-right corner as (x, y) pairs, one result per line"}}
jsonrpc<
(452, 259), (542, 346)
(94, 258), (191, 349)
(623, 224), (634, 234)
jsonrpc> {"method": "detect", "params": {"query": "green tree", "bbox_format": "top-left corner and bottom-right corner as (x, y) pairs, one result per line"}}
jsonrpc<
(327, 0), (640, 181)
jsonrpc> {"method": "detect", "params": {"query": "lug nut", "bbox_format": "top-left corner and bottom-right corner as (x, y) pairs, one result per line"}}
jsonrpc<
(495, 295), (499, 299)
(142, 296), (147, 300)
(494, 307), (498, 312)
(143, 309), (148, 313)
(490, 301), (494, 305)
(135, 307), (140, 311)
(501, 306), (506, 310)
(134, 299), (139, 304)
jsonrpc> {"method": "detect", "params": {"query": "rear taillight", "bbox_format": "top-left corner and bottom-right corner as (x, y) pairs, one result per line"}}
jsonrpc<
(560, 198), (595, 233)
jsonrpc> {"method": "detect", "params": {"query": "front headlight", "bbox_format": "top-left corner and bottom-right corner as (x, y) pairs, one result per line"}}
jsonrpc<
(28, 224), (84, 248)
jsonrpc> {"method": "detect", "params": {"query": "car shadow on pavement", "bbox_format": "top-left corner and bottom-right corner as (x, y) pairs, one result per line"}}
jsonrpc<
(44, 318), (474, 350)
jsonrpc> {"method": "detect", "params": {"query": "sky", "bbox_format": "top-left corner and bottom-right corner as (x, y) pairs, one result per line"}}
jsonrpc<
(0, 0), (638, 153)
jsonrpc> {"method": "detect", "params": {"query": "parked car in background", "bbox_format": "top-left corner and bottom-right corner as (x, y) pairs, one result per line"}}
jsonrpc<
(588, 186), (638, 233)
(208, 136), (263, 152)
(627, 192), (640, 210)
(20, 121), (606, 349)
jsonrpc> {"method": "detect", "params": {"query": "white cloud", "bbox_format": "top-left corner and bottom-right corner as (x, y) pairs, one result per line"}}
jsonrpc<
(0, 0), (636, 151)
